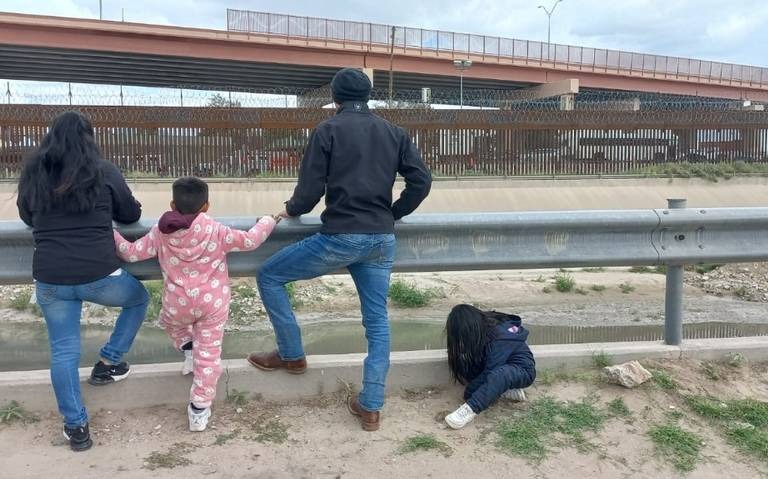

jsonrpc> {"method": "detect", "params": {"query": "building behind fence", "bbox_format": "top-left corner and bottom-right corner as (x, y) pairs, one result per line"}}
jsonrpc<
(1, 104), (767, 178)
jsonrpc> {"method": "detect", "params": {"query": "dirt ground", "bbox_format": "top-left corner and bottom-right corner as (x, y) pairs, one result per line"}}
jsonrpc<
(4, 358), (768, 478)
(4, 266), (768, 332)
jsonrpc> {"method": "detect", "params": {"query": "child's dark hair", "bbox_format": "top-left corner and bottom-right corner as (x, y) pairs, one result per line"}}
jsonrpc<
(172, 176), (208, 214)
(445, 304), (508, 385)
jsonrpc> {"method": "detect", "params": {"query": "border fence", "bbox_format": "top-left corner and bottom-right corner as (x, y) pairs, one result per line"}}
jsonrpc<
(1, 104), (767, 178)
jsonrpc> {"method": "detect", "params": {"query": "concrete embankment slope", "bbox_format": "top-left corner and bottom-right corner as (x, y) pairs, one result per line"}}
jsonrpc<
(2, 176), (767, 219)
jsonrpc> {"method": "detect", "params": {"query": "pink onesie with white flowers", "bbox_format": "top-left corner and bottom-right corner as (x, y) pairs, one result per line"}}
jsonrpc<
(114, 213), (276, 408)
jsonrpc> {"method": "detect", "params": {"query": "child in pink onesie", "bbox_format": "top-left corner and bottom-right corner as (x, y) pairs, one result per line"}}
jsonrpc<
(113, 176), (277, 431)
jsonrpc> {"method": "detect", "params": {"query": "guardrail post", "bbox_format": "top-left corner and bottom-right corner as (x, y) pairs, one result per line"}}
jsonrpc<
(664, 198), (687, 345)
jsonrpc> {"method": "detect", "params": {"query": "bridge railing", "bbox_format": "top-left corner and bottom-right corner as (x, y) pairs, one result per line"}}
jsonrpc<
(226, 9), (768, 89)
(3, 202), (768, 345)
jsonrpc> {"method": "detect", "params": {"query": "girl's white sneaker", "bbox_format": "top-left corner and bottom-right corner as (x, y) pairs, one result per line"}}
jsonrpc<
(445, 403), (477, 429)
(188, 404), (211, 432)
(181, 349), (194, 376)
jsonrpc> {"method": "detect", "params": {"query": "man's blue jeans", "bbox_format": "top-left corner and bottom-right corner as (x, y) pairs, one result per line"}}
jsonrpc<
(36, 270), (149, 427)
(257, 233), (396, 412)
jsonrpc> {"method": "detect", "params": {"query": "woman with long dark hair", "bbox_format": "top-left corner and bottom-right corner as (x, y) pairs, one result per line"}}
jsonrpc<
(444, 304), (536, 429)
(17, 111), (149, 452)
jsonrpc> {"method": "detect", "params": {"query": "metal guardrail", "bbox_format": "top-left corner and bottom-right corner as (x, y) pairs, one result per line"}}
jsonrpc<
(3, 203), (768, 344)
(226, 9), (768, 88)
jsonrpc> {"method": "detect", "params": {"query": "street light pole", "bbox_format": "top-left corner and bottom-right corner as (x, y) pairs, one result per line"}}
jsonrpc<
(538, 0), (563, 60)
(453, 59), (472, 109)
(99, 0), (103, 20)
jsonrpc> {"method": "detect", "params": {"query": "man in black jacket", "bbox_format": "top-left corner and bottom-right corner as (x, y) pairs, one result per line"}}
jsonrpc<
(248, 68), (432, 431)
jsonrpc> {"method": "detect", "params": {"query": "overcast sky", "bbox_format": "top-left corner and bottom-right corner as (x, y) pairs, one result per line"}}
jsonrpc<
(2, 0), (766, 66)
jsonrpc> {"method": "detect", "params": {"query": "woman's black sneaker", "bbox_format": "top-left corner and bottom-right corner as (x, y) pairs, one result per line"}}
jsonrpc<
(87, 361), (130, 386)
(63, 423), (93, 451)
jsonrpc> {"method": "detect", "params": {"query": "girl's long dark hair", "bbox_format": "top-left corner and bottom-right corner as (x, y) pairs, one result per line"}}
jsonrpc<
(18, 111), (103, 214)
(446, 304), (508, 385)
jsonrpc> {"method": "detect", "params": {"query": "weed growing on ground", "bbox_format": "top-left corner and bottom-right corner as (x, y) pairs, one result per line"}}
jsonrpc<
(590, 284), (607, 292)
(213, 430), (240, 446)
(399, 434), (453, 457)
(619, 282), (636, 294)
(143, 281), (164, 320)
(554, 273), (575, 293)
(649, 368), (676, 390)
(575, 287), (588, 296)
(542, 287), (552, 294)
(648, 424), (704, 473)
(629, 266), (654, 273)
(701, 362), (722, 381)
(733, 287), (751, 300)
(251, 418), (289, 444)
(388, 280), (440, 308)
(727, 353), (747, 368)
(144, 442), (194, 470)
(607, 398), (631, 418)
(533, 275), (546, 283)
(592, 351), (613, 368)
(226, 389), (250, 407)
(688, 396), (768, 463)
(285, 282), (302, 308)
(581, 267), (605, 273)
(0, 401), (38, 425)
(9, 290), (31, 312)
(695, 263), (722, 274)
(496, 396), (605, 461)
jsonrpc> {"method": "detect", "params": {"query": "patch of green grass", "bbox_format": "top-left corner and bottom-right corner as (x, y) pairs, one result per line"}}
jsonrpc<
(541, 286), (552, 294)
(533, 275), (547, 283)
(701, 361), (722, 381)
(226, 389), (250, 407)
(607, 398), (631, 417)
(695, 263), (722, 274)
(590, 284), (607, 292)
(554, 273), (575, 293)
(654, 265), (668, 274)
(213, 429), (240, 446)
(650, 368), (676, 390)
(388, 280), (440, 308)
(648, 424), (703, 473)
(592, 351), (613, 368)
(143, 281), (164, 321)
(574, 287), (588, 296)
(727, 352), (747, 368)
(638, 160), (768, 182)
(251, 418), (289, 444)
(629, 266), (654, 274)
(0, 401), (38, 425)
(619, 282), (635, 294)
(581, 267), (605, 273)
(143, 442), (194, 470)
(8, 291), (31, 312)
(495, 396), (605, 461)
(687, 396), (768, 428)
(538, 369), (596, 386)
(399, 434), (453, 457)
(687, 395), (768, 462)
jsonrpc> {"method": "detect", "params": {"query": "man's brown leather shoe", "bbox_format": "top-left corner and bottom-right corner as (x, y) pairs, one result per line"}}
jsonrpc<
(247, 350), (307, 374)
(347, 394), (380, 431)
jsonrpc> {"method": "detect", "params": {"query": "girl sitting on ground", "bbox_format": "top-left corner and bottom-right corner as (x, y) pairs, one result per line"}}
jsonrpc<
(444, 304), (536, 429)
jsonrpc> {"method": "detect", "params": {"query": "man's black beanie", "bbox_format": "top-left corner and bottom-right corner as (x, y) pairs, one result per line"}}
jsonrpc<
(331, 68), (372, 103)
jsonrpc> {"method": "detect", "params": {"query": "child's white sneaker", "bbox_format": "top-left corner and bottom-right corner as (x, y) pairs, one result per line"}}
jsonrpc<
(181, 349), (194, 376)
(188, 403), (211, 432)
(445, 403), (477, 429)
(502, 388), (527, 402)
